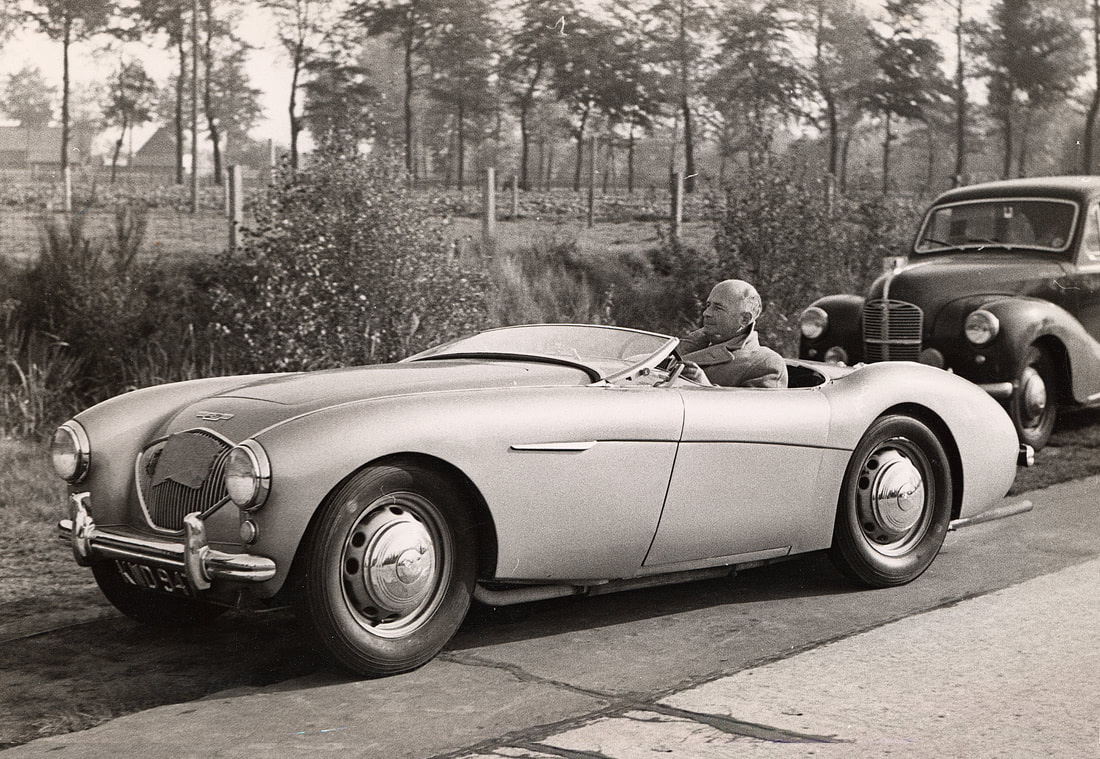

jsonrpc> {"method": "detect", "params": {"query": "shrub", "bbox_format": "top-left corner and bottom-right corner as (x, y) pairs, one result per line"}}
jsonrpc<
(211, 145), (492, 371)
(713, 169), (922, 356)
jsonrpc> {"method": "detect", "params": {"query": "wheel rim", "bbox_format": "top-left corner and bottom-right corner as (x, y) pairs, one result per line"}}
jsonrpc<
(1018, 366), (1048, 428)
(339, 492), (452, 639)
(855, 439), (933, 557)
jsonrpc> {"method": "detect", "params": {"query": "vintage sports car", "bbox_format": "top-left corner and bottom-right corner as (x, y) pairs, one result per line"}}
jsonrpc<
(799, 176), (1100, 450)
(54, 324), (1023, 677)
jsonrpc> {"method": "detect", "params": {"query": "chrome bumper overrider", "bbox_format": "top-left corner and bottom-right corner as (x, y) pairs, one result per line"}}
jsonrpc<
(57, 492), (276, 592)
(978, 381), (1014, 400)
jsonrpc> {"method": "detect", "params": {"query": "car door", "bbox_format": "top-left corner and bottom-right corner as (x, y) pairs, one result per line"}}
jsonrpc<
(1072, 202), (1100, 341)
(643, 385), (834, 569)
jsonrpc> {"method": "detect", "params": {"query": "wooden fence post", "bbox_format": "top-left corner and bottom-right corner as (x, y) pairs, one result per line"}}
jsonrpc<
(63, 166), (72, 214)
(482, 167), (497, 254)
(670, 170), (684, 241)
(511, 174), (519, 219)
(228, 165), (243, 252)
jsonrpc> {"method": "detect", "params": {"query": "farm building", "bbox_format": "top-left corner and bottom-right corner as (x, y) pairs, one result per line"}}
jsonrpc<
(0, 126), (92, 169)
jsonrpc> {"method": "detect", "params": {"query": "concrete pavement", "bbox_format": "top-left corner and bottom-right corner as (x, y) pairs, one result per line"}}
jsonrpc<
(4, 474), (1098, 759)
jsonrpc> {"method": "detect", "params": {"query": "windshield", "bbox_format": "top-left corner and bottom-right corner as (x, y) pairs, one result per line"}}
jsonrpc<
(405, 324), (678, 382)
(914, 198), (1078, 255)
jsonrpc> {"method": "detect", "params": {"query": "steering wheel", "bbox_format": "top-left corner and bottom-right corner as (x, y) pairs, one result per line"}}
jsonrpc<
(657, 359), (685, 387)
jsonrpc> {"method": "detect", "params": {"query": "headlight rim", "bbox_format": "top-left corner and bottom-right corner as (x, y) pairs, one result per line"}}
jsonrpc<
(225, 440), (271, 511)
(800, 306), (829, 340)
(51, 421), (90, 484)
(964, 309), (1000, 346)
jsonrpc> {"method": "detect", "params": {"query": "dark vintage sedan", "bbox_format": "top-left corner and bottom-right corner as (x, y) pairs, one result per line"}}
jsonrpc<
(800, 176), (1100, 449)
(52, 325), (1025, 677)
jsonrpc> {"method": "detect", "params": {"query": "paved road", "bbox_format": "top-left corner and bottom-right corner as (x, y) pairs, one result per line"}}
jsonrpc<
(5, 474), (1098, 758)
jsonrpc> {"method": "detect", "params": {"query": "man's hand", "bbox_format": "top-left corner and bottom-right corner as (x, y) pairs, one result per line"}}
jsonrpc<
(679, 361), (712, 386)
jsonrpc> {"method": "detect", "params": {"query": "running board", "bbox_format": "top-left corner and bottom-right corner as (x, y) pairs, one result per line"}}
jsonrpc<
(949, 499), (1033, 531)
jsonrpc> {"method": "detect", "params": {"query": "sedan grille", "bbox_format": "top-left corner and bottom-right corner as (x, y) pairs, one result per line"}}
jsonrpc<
(137, 430), (232, 532)
(863, 299), (923, 362)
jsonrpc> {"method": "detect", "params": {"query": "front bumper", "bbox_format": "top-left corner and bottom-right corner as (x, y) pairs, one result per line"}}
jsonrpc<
(57, 492), (276, 592)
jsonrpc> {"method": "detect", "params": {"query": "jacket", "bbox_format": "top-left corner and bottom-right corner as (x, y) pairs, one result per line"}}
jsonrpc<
(679, 327), (788, 389)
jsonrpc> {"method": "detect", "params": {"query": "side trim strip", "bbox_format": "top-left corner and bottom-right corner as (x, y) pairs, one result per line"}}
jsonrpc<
(510, 441), (597, 452)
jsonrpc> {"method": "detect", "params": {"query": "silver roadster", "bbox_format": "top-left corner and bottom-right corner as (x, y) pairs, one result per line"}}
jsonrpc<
(53, 324), (1022, 676)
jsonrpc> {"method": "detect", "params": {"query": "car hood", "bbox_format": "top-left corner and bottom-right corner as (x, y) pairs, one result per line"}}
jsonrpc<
(869, 253), (1069, 309)
(162, 359), (590, 440)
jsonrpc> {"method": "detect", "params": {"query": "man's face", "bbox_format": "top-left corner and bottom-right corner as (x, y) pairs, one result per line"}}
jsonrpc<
(701, 286), (747, 343)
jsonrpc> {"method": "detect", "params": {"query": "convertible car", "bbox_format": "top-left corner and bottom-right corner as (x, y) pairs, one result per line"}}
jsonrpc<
(54, 324), (1023, 676)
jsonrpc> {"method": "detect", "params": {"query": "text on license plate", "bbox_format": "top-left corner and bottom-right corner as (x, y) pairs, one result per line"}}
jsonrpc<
(115, 560), (194, 597)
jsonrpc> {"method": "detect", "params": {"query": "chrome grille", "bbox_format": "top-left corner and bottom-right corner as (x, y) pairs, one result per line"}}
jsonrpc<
(137, 430), (232, 532)
(863, 299), (923, 362)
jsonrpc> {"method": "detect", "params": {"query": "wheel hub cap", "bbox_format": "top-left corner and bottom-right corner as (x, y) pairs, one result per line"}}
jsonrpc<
(870, 452), (926, 536)
(345, 507), (437, 618)
(1021, 368), (1047, 422)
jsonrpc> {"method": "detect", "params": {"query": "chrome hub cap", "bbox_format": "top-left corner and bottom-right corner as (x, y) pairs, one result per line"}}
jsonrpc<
(340, 494), (448, 637)
(1020, 367), (1048, 424)
(856, 444), (931, 556)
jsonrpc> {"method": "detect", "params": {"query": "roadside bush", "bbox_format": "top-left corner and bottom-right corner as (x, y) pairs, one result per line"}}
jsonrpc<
(713, 169), (922, 356)
(211, 144), (492, 371)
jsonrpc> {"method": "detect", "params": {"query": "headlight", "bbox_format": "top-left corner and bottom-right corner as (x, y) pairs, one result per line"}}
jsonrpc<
(224, 441), (271, 511)
(800, 306), (828, 340)
(964, 309), (999, 345)
(50, 421), (90, 483)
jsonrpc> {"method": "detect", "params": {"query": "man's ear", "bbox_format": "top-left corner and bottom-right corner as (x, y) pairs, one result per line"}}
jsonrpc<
(740, 311), (754, 327)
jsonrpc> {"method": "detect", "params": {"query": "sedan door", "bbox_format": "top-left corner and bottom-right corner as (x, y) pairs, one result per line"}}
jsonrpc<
(643, 385), (835, 570)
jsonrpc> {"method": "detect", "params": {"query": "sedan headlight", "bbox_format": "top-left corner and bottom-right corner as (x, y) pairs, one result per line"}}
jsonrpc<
(224, 441), (271, 511)
(800, 306), (829, 340)
(964, 309), (999, 346)
(50, 421), (90, 483)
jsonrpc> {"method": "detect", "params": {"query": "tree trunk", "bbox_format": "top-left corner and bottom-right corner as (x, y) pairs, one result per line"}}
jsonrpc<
(881, 113), (892, 195)
(952, 0), (967, 186)
(1084, 0), (1100, 173)
(202, 0), (222, 185)
(457, 101), (466, 191)
(627, 127), (636, 194)
(681, 93), (695, 192)
(176, 34), (186, 185)
(61, 15), (71, 176)
(403, 38), (415, 178)
(519, 106), (530, 190)
(289, 40), (303, 170)
(572, 106), (589, 192)
(111, 120), (126, 184)
(1002, 102), (1014, 179)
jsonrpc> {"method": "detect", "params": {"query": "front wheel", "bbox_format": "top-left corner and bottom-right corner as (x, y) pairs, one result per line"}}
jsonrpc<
(295, 462), (476, 677)
(1010, 345), (1057, 451)
(829, 415), (953, 588)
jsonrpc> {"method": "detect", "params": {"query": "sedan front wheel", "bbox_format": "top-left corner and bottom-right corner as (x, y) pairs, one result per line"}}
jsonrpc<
(296, 462), (476, 676)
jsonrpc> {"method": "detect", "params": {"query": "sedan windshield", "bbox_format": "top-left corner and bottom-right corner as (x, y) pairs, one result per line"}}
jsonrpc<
(915, 198), (1078, 255)
(406, 324), (678, 381)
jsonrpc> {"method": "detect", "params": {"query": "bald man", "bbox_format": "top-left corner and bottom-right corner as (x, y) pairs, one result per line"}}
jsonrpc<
(678, 279), (788, 388)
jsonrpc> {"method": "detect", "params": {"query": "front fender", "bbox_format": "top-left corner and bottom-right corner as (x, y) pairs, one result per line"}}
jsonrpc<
(799, 294), (865, 363)
(977, 298), (1100, 403)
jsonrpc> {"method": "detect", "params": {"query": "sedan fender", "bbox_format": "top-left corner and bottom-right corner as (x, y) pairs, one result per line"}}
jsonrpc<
(799, 294), (865, 363)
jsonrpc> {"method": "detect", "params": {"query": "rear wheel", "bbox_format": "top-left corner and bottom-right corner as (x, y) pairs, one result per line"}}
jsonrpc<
(1010, 344), (1057, 451)
(91, 561), (227, 626)
(295, 462), (476, 677)
(829, 415), (953, 588)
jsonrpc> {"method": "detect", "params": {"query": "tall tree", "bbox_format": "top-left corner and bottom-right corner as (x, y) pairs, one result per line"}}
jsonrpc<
(22, 0), (114, 173)
(302, 54), (381, 146)
(261, 0), (337, 170)
(809, 0), (874, 188)
(426, 0), (500, 190)
(709, 0), (810, 171)
(133, 0), (190, 184)
(203, 42), (263, 181)
(346, 0), (453, 178)
(972, 0), (1085, 178)
(102, 59), (157, 181)
(0, 64), (56, 127)
(504, 0), (574, 190)
(862, 0), (946, 193)
(605, 4), (663, 193)
(636, 0), (720, 193)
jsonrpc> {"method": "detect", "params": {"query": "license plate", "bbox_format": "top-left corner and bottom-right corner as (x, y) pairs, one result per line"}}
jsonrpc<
(114, 560), (194, 597)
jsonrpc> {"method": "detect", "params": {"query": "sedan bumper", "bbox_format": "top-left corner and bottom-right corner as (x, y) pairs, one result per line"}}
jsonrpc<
(57, 492), (276, 592)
